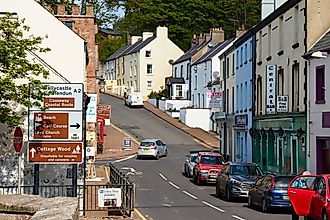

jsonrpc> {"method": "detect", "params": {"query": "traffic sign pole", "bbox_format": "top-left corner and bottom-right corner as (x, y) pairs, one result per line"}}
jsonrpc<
(33, 164), (39, 195)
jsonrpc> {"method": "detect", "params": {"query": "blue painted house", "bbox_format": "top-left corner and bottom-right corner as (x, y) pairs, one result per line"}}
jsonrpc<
(233, 31), (254, 163)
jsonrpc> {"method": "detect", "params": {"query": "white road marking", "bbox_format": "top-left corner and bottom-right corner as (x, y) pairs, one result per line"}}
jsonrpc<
(159, 173), (167, 181)
(182, 190), (198, 200)
(169, 181), (180, 190)
(113, 155), (136, 163)
(202, 201), (225, 213)
(232, 215), (245, 220)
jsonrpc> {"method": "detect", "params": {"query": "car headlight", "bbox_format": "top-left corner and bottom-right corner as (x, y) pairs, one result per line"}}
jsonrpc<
(199, 170), (209, 175)
(230, 178), (242, 186)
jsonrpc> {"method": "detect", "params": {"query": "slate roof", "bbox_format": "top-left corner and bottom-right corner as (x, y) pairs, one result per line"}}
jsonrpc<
(173, 39), (211, 64)
(99, 27), (121, 36)
(303, 30), (330, 58)
(105, 47), (126, 61)
(125, 36), (156, 55)
(193, 38), (235, 65)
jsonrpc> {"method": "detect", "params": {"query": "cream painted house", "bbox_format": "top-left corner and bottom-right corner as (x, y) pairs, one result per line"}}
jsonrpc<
(253, 0), (330, 174)
(122, 27), (184, 100)
(0, 0), (86, 188)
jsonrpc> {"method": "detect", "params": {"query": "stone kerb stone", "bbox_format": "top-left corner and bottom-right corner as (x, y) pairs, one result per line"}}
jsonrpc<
(0, 195), (79, 220)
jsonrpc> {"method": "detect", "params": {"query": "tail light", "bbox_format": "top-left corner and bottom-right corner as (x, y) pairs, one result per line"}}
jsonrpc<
(152, 145), (157, 150)
(269, 178), (275, 190)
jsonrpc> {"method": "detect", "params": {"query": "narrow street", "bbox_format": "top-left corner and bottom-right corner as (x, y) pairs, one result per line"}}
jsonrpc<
(101, 94), (291, 220)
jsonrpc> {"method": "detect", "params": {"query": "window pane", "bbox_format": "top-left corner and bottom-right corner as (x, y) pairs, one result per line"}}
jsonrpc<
(316, 65), (325, 103)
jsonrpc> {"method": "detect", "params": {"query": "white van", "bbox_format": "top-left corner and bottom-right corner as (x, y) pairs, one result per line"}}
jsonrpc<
(124, 93), (144, 107)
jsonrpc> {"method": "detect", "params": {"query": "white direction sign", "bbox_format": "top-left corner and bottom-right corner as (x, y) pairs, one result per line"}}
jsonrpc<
(30, 83), (84, 111)
(28, 111), (83, 141)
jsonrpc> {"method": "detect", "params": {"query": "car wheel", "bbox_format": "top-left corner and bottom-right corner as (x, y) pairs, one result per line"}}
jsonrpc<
(322, 211), (329, 220)
(225, 186), (232, 201)
(262, 198), (268, 213)
(291, 209), (299, 220)
(248, 195), (253, 208)
(215, 183), (220, 198)
(164, 149), (168, 157)
(155, 152), (160, 160)
(194, 173), (201, 185)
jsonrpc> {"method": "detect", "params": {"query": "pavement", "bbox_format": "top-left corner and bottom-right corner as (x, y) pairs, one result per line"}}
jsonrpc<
(87, 92), (221, 219)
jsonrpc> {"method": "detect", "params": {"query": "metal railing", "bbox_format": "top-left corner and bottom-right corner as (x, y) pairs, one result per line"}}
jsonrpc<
(0, 163), (135, 217)
(107, 162), (135, 217)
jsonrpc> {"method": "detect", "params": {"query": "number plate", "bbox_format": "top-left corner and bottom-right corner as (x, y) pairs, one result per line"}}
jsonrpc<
(282, 195), (289, 200)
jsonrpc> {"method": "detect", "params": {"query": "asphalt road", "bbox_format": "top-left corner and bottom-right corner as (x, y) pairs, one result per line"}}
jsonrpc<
(100, 93), (291, 220)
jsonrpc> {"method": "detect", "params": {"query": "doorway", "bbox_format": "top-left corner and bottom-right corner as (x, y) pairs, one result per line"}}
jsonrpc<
(316, 138), (330, 174)
(291, 136), (298, 174)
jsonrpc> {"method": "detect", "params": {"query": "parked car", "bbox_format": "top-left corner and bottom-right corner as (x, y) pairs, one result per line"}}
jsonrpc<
(137, 139), (168, 159)
(215, 162), (263, 201)
(288, 174), (330, 220)
(248, 174), (296, 212)
(193, 152), (224, 185)
(124, 93), (144, 108)
(183, 149), (213, 177)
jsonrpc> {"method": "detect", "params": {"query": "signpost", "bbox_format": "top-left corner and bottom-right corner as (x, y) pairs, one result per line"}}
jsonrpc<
(28, 142), (83, 164)
(28, 83), (84, 196)
(13, 127), (23, 194)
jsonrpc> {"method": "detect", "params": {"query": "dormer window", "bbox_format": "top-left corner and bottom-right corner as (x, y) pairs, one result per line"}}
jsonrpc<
(146, 50), (151, 58)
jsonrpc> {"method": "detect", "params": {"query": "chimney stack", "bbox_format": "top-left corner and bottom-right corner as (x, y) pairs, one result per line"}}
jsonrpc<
(210, 27), (224, 45)
(191, 34), (198, 47)
(142, 32), (153, 41)
(236, 25), (246, 38)
(198, 33), (205, 44)
(156, 26), (168, 39)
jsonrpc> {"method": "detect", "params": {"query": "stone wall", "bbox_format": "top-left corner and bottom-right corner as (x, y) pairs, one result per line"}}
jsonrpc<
(0, 195), (79, 220)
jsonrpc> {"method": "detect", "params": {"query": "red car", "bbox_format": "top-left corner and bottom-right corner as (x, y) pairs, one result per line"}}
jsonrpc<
(288, 174), (330, 220)
(193, 152), (224, 185)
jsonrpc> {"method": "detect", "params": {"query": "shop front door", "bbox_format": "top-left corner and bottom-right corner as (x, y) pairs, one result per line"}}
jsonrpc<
(316, 138), (330, 174)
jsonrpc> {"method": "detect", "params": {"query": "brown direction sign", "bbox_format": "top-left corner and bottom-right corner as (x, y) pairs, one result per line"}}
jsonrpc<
(33, 112), (69, 139)
(44, 97), (75, 109)
(28, 142), (82, 164)
(97, 104), (111, 119)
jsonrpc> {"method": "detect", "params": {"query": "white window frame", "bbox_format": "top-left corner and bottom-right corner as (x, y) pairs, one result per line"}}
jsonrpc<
(147, 64), (153, 75)
(176, 85), (183, 97)
(147, 80), (152, 89)
(146, 50), (151, 58)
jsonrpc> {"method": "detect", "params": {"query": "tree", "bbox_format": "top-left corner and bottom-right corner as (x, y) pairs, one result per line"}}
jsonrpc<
(115, 0), (261, 51)
(0, 14), (51, 129)
(96, 33), (126, 63)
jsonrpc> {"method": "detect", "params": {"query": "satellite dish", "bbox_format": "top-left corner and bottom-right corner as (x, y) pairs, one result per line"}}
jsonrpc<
(168, 59), (174, 64)
(212, 71), (220, 78)
(208, 43), (214, 48)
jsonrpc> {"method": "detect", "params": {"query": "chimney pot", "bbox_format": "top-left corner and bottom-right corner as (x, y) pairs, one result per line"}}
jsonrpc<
(86, 5), (94, 16)
(57, 4), (66, 15)
(72, 5), (80, 15)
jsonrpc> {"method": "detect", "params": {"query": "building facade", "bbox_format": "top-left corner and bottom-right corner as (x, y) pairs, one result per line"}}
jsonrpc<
(234, 33), (254, 163)
(123, 27), (183, 100)
(303, 31), (330, 174)
(253, 0), (330, 174)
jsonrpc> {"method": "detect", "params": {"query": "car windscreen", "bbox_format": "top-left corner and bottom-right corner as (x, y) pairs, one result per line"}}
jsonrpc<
(200, 156), (223, 165)
(247, 165), (264, 176)
(140, 142), (154, 147)
(191, 155), (198, 162)
(231, 165), (249, 176)
(275, 176), (295, 189)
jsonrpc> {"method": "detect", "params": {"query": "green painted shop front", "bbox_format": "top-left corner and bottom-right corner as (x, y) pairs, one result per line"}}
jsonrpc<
(252, 113), (307, 174)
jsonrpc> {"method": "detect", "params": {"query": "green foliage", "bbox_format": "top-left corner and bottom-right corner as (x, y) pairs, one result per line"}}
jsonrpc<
(148, 87), (170, 99)
(97, 33), (126, 63)
(0, 14), (51, 128)
(115, 0), (261, 51)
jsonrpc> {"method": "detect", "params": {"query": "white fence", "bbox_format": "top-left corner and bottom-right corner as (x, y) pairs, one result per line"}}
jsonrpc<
(180, 108), (211, 131)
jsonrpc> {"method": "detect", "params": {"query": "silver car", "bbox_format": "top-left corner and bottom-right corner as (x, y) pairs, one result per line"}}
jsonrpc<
(183, 149), (213, 177)
(137, 139), (168, 159)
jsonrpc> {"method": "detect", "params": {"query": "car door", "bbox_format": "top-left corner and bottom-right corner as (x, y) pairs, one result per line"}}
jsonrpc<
(156, 140), (164, 155)
(310, 177), (326, 219)
(288, 175), (318, 217)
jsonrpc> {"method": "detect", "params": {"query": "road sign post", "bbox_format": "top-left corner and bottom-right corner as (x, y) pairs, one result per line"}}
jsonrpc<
(28, 83), (84, 198)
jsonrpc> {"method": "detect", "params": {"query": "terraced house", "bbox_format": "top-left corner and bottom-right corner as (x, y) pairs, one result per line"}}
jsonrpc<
(253, 0), (330, 174)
